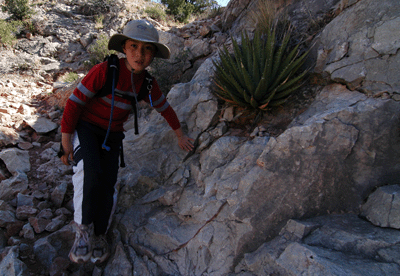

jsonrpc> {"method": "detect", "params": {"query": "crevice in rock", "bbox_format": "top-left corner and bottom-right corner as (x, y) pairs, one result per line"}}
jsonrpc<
(161, 200), (228, 255)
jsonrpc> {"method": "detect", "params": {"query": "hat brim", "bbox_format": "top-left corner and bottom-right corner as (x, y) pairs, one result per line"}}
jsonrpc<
(108, 34), (170, 59)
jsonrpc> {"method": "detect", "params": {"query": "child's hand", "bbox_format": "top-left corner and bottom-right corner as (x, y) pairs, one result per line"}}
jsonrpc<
(174, 128), (194, 152)
(61, 133), (74, 166)
(178, 135), (195, 152)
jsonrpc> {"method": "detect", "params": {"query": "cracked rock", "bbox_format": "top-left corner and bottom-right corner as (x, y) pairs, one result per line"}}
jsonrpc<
(361, 184), (400, 229)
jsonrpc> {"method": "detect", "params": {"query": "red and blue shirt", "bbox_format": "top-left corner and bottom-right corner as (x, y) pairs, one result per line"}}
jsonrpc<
(61, 58), (181, 134)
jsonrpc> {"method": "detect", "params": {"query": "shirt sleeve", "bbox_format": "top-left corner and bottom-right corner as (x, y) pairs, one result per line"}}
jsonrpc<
(60, 62), (107, 133)
(144, 78), (181, 130)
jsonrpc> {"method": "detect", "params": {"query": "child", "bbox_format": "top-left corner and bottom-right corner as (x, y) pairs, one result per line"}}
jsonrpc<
(60, 20), (194, 264)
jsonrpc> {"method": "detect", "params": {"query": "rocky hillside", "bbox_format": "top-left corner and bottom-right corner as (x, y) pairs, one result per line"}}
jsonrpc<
(1, 0), (400, 275)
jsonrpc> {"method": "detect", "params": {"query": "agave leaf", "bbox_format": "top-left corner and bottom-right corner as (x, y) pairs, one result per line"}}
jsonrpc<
(250, 96), (259, 109)
(243, 32), (253, 73)
(239, 62), (255, 96)
(253, 77), (269, 102)
(264, 26), (276, 85)
(270, 49), (308, 91)
(273, 81), (304, 101)
(214, 82), (248, 106)
(271, 29), (291, 80)
(277, 43), (300, 74)
(252, 32), (261, 87)
(260, 86), (277, 105)
(215, 68), (246, 101)
(268, 97), (289, 107)
(275, 69), (309, 94)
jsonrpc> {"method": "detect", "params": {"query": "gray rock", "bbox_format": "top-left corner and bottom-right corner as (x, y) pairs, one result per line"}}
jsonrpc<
(16, 206), (38, 220)
(0, 148), (30, 174)
(21, 223), (35, 240)
(312, 0), (400, 95)
(0, 246), (30, 276)
(24, 115), (58, 134)
(51, 182), (68, 208)
(104, 242), (133, 276)
(33, 224), (75, 267)
(0, 126), (21, 147)
(361, 185), (400, 228)
(236, 214), (400, 275)
(0, 172), (28, 201)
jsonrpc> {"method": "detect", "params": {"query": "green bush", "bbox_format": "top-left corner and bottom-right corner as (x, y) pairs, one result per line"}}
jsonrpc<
(145, 6), (166, 22)
(161, 0), (216, 23)
(212, 27), (309, 111)
(86, 33), (117, 67)
(0, 19), (22, 46)
(161, 0), (193, 23)
(65, 72), (80, 83)
(2, 0), (34, 20)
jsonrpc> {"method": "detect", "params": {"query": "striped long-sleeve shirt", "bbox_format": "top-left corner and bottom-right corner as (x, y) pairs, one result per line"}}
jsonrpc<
(61, 58), (181, 134)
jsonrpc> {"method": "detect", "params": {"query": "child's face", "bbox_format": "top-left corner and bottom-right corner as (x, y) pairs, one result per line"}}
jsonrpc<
(123, 39), (156, 74)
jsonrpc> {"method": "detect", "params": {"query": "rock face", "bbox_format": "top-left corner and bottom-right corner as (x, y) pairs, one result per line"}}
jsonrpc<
(0, 0), (400, 275)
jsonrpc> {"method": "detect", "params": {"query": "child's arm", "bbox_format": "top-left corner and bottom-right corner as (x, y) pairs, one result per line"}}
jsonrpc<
(61, 132), (74, 165)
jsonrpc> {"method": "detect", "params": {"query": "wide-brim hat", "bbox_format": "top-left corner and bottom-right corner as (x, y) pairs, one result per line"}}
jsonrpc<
(108, 20), (170, 59)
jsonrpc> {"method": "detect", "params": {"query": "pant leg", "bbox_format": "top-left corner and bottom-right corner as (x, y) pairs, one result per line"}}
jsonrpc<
(72, 121), (123, 235)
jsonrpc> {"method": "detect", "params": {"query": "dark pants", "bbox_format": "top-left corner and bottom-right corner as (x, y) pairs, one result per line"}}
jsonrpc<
(73, 121), (124, 236)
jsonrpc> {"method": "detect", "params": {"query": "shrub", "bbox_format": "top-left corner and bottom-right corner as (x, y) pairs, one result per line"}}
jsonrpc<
(161, 0), (194, 23)
(86, 33), (117, 67)
(212, 27), (309, 111)
(65, 72), (80, 83)
(145, 6), (166, 22)
(2, 0), (34, 20)
(0, 19), (22, 46)
(161, 0), (216, 23)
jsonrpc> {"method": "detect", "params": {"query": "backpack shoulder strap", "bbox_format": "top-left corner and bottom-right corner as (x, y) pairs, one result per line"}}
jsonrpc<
(137, 71), (153, 103)
(96, 54), (120, 98)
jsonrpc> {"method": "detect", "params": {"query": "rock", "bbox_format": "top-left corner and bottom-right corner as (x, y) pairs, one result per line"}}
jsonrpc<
(17, 193), (37, 207)
(16, 206), (39, 220)
(45, 215), (67, 232)
(0, 246), (30, 276)
(361, 185), (400, 228)
(33, 224), (75, 267)
(29, 217), (51, 234)
(311, 0), (400, 95)
(0, 148), (30, 174)
(20, 223), (35, 240)
(37, 208), (53, 220)
(235, 214), (400, 275)
(0, 126), (21, 147)
(0, 172), (29, 201)
(104, 242), (133, 276)
(51, 182), (68, 208)
(24, 115), (58, 134)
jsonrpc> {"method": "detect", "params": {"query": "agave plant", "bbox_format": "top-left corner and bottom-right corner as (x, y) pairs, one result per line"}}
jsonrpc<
(212, 27), (309, 111)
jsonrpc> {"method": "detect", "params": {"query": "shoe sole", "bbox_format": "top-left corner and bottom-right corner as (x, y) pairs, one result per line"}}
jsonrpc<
(69, 252), (91, 264)
(91, 253), (110, 264)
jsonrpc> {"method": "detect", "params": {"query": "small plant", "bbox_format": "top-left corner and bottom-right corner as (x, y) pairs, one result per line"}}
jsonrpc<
(86, 33), (117, 67)
(144, 5), (166, 22)
(212, 27), (309, 111)
(2, 0), (34, 20)
(0, 19), (22, 46)
(94, 14), (104, 29)
(65, 72), (80, 83)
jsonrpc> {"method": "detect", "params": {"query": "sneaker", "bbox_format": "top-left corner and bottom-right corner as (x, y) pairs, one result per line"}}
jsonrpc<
(91, 235), (110, 264)
(69, 223), (93, 263)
